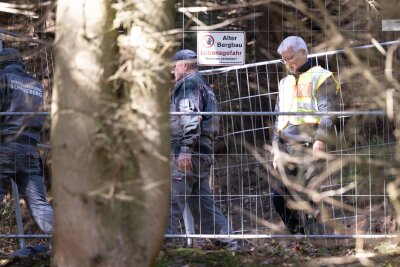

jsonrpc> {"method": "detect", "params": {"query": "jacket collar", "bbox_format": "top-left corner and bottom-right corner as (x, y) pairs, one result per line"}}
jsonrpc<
(173, 72), (200, 92)
(2, 63), (24, 72)
(297, 58), (313, 74)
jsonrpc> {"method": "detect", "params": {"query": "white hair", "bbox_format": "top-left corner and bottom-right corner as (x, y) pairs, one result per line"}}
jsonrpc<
(277, 36), (308, 55)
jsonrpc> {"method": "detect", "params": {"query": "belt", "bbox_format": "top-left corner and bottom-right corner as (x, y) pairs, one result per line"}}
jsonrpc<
(302, 142), (312, 147)
(3, 135), (38, 146)
(279, 137), (313, 145)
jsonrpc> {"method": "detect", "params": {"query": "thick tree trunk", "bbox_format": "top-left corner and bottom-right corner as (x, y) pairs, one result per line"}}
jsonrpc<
(379, 0), (400, 226)
(51, 1), (172, 266)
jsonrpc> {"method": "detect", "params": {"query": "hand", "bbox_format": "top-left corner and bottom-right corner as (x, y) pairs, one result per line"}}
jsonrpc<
(273, 153), (279, 170)
(312, 140), (326, 159)
(178, 152), (192, 173)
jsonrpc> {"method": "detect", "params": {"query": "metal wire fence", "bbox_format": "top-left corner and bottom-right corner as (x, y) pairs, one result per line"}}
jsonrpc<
(0, 26), (399, 250)
(169, 40), (399, 244)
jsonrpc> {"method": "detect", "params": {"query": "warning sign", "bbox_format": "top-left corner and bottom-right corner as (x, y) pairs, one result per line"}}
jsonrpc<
(197, 31), (246, 66)
(382, 19), (400, 31)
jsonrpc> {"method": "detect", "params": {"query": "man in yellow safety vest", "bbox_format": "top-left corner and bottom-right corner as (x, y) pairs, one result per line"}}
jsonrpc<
(272, 36), (340, 234)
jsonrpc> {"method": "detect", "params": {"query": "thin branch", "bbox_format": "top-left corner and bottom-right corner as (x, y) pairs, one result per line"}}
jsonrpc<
(0, 2), (38, 17)
(178, 0), (273, 13)
(189, 12), (264, 31)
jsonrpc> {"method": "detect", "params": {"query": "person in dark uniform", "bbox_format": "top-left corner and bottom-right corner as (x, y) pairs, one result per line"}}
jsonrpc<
(167, 49), (238, 250)
(0, 48), (53, 234)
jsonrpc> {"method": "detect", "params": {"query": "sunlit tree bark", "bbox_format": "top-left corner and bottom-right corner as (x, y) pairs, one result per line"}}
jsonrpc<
(52, 1), (173, 266)
(381, 0), (400, 226)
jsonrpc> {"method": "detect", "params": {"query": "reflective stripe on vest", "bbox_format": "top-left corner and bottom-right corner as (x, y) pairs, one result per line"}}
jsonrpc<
(277, 66), (334, 132)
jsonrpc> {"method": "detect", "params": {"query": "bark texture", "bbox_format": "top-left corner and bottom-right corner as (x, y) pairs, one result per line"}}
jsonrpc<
(52, 1), (173, 266)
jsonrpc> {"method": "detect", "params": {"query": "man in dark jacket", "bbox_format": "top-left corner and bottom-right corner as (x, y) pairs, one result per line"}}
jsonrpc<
(0, 48), (53, 234)
(272, 36), (339, 234)
(167, 49), (238, 250)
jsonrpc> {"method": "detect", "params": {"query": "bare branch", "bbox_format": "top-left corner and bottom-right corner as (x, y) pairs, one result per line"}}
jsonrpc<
(178, 0), (273, 13)
(189, 12), (264, 31)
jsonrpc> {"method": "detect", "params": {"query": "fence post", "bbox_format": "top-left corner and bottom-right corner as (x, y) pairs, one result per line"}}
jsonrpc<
(183, 204), (194, 247)
(11, 180), (25, 249)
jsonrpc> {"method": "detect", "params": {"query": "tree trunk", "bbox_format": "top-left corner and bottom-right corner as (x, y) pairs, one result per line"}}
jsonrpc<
(378, 0), (400, 226)
(51, 1), (173, 266)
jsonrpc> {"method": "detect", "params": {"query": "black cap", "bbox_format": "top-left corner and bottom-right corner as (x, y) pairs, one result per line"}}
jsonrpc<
(172, 49), (197, 61)
(0, 48), (22, 65)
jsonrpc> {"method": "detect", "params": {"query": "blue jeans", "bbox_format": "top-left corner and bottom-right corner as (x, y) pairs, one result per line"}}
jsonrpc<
(166, 153), (231, 235)
(0, 143), (53, 234)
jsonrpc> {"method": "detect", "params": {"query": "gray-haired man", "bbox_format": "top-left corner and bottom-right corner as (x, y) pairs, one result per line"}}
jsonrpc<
(272, 36), (339, 234)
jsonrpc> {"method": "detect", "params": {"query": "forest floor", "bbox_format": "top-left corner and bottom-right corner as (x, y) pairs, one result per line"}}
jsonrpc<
(156, 238), (400, 267)
(1, 239), (400, 267)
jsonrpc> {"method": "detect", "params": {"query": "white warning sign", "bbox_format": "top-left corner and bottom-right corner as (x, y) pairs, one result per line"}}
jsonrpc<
(197, 31), (246, 66)
(382, 19), (400, 31)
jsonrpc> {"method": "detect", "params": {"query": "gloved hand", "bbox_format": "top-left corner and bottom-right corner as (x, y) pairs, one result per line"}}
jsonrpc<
(178, 152), (192, 173)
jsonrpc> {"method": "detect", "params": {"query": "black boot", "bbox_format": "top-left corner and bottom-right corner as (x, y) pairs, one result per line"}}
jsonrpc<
(272, 190), (304, 234)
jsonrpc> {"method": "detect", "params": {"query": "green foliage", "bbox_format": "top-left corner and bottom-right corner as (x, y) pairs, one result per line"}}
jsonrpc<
(0, 200), (14, 227)
(375, 242), (400, 255)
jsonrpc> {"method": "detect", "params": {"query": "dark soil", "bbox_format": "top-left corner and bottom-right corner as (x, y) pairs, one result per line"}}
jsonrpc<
(0, 253), (50, 267)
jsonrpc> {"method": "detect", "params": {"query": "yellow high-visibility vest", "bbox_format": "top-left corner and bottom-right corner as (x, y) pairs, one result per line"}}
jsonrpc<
(277, 66), (339, 132)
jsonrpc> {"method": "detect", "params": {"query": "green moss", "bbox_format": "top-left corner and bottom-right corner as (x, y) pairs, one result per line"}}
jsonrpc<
(375, 243), (400, 255)
(157, 248), (241, 267)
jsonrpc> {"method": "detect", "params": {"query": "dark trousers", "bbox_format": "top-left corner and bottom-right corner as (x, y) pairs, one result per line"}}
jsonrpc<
(0, 143), (53, 234)
(166, 153), (230, 236)
(272, 141), (321, 234)
(272, 187), (305, 234)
